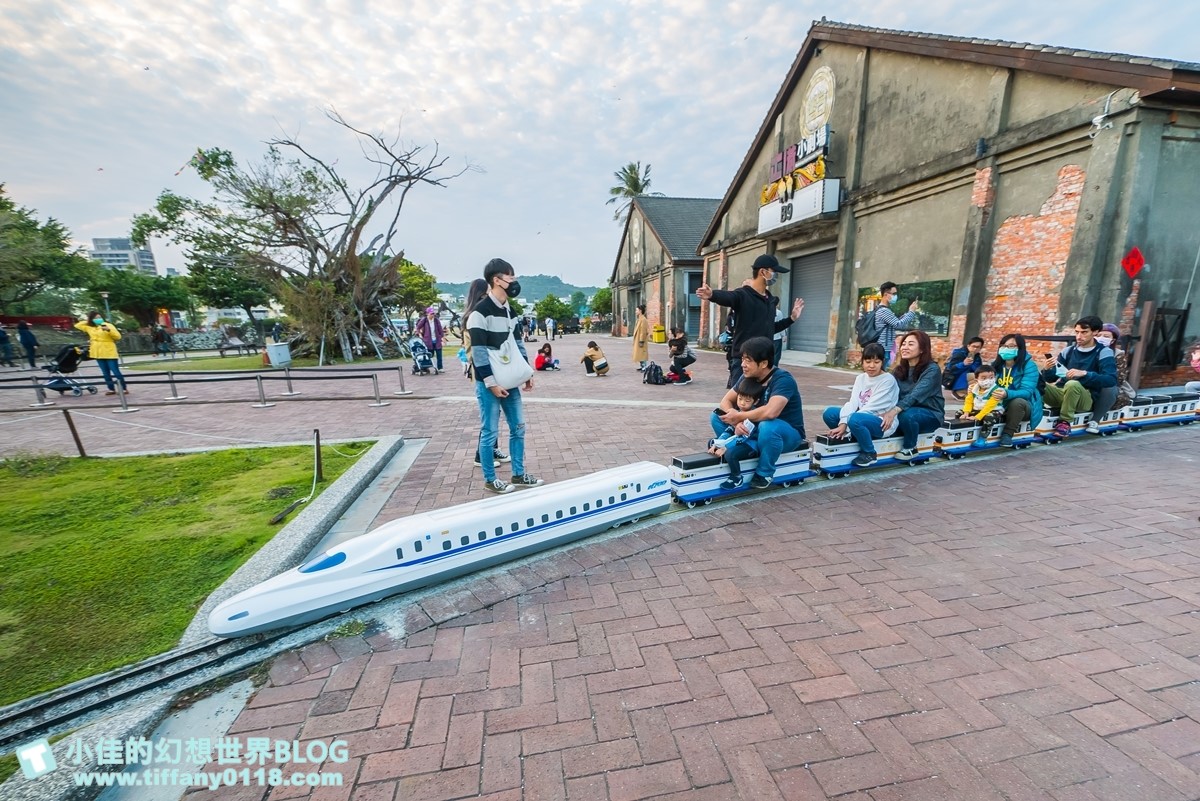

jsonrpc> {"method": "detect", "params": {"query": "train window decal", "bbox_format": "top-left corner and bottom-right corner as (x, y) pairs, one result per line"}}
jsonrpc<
(495, 526), (503, 536)
(414, 541), (422, 553)
(442, 541), (451, 551)
(396, 547), (403, 560)
(477, 531), (486, 541)
(609, 496), (615, 504)
(570, 506), (577, 514)
(527, 517), (535, 527)
(461, 536), (470, 546)
(556, 510), (563, 519)
(583, 503), (590, 511)
(542, 514), (549, 523)
(510, 522), (519, 532)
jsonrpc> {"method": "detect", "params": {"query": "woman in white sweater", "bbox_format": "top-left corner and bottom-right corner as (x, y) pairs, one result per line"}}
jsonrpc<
(821, 342), (900, 467)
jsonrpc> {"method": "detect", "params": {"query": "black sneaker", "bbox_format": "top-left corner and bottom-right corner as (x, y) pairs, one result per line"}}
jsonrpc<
(749, 475), (772, 490)
(675, 378), (692, 385)
(851, 452), (878, 467)
(511, 474), (545, 488)
(473, 449), (511, 467)
(720, 476), (743, 490)
(894, 448), (918, 462)
(999, 433), (1014, 448)
(484, 479), (514, 494)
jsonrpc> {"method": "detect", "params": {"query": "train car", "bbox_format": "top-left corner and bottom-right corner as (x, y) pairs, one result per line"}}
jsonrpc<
(1120, 392), (1198, 430)
(670, 446), (814, 507)
(1035, 410), (1092, 443)
(210, 461), (672, 637)
(810, 430), (941, 478)
(934, 417), (1039, 457)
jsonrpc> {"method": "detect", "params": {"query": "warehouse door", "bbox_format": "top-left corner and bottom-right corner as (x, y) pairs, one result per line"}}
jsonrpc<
(787, 249), (836, 354)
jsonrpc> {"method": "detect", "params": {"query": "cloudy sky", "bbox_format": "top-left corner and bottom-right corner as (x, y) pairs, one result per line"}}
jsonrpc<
(2, 1), (1195, 287)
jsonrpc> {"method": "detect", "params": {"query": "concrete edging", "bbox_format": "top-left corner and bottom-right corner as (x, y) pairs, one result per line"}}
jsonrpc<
(180, 435), (405, 645)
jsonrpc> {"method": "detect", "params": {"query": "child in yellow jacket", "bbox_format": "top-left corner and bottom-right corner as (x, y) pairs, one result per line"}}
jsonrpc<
(959, 363), (1001, 422)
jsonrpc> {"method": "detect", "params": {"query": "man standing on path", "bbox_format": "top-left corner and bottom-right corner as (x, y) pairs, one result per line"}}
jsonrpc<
(874, 281), (920, 368)
(467, 258), (545, 495)
(697, 254), (803, 388)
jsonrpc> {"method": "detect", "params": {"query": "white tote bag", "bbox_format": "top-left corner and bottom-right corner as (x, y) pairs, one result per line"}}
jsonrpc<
(489, 307), (534, 389)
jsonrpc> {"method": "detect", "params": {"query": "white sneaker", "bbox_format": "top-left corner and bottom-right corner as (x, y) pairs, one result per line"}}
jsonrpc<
(1085, 421), (1101, 435)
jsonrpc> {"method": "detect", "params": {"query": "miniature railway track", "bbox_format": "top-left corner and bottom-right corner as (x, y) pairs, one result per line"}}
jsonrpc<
(0, 632), (294, 752)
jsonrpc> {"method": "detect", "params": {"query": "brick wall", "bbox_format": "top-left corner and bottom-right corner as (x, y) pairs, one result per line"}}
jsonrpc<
(979, 164), (1086, 345)
(1138, 365), (1197, 389)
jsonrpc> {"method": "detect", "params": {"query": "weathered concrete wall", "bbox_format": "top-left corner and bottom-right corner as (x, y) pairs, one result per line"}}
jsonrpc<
(1006, 71), (1116, 130)
(858, 51), (999, 186)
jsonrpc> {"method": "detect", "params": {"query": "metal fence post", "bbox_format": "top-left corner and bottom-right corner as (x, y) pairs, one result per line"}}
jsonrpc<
(29, 377), (55, 408)
(251, 375), (275, 408)
(368, 374), (390, 407)
(113, 384), (139, 414)
(163, 371), (188, 401)
(280, 366), (302, 397)
(394, 365), (412, 396)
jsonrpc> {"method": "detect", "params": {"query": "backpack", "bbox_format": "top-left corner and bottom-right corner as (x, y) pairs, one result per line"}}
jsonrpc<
(643, 361), (666, 385)
(855, 308), (881, 346)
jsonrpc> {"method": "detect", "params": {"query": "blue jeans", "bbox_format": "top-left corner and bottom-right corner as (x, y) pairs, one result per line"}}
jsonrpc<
(897, 407), (941, 449)
(821, 407), (885, 455)
(476, 382), (526, 482)
(96, 358), (126, 391)
(709, 412), (801, 480)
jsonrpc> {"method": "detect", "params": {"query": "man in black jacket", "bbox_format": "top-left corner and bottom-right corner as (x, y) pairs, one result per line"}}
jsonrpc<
(697, 254), (804, 387)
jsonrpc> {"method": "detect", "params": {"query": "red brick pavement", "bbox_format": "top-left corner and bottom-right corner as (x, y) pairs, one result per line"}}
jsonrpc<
(181, 421), (1200, 800)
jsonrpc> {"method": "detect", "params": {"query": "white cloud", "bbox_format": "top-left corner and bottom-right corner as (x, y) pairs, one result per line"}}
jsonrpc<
(1, 0), (1194, 284)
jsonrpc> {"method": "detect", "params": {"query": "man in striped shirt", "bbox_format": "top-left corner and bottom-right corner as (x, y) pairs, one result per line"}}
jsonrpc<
(875, 282), (920, 368)
(467, 258), (545, 495)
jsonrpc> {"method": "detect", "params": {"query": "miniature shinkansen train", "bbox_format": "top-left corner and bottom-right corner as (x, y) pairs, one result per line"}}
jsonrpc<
(211, 392), (1197, 637)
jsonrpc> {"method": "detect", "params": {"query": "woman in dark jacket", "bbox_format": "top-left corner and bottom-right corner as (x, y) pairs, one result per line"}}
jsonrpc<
(879, 330), (944, 461)
(991, 332), (1043, 448)
(16, 321), (38, 369)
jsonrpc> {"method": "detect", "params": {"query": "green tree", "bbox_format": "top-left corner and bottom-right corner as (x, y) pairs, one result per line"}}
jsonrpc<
(534, 294), (572, 324)
(0, 185), (99, 313)
(131, 112), (469, 360)
(186, 254), (274, 336)
(92, 269), (193, 327)
(606, 161), (662, 223)
(393, 258), (439, 327)
(568, 290), (587, 316)
(590, 287), (613, 315)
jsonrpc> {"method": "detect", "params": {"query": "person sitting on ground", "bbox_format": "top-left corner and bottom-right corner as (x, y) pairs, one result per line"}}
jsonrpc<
(878, 330), (945, 461)
(1086, 322), (1132, 433)
(708, 377), (765, 489)
(1040, 315), (1117, 440)
(1187, 341), (1200, 394)
(709, 336), (806, 489)
(944, 336), (984, 399)
(667, 327), (696, 385)
(581, 341), (610, 376)
(991, 332), (1043, 448)
(534, 343), (560, 371)
(820, 342), (899, 467)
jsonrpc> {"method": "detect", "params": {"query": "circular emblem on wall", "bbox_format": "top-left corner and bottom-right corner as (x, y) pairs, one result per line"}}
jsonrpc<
(801, 66), (835, 137)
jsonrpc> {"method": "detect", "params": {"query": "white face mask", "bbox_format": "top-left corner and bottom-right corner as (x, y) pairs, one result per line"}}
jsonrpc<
(976, 378), (995, 391)
(1096, 334), (1113, 347)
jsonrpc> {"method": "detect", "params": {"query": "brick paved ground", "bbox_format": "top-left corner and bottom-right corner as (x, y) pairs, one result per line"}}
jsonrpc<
(8, 338), (1199, 799)
(183, 420), (1198, 799)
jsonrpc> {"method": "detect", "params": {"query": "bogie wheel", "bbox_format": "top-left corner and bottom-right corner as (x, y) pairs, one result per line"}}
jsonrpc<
(685, 500), (698, 509)
(703, 498), (713, 505)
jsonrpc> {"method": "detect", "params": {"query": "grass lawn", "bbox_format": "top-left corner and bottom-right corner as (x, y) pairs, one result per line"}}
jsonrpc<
(0, 444), (369, 708)
(126, 355), (323, 371)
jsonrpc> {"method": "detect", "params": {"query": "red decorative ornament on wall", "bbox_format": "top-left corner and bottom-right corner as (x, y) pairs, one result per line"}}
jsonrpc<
(1121, 246), (1145, 279)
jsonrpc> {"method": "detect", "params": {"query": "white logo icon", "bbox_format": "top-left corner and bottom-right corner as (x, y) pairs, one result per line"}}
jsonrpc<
(16, 738), (57, 779)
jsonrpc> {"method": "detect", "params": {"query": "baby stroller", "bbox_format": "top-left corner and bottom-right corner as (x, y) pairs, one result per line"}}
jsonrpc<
(409, 337), (438, 375)
(44, 344), (98, 396)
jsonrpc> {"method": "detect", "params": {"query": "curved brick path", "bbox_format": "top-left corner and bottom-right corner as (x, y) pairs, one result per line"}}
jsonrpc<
(6, 340), (1199, 799)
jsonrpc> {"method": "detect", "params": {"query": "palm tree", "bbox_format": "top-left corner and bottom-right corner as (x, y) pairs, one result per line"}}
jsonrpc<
(606, 161), (662, 222)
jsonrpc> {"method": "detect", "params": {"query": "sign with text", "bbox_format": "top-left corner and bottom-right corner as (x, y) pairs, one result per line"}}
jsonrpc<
(758, 179), (840, 235)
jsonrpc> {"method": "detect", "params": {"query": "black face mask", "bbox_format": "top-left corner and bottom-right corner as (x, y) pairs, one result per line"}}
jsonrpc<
(504, 280), (521, 298)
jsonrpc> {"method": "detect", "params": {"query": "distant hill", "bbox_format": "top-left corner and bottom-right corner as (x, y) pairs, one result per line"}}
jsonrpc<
(437, 274), (601, 301)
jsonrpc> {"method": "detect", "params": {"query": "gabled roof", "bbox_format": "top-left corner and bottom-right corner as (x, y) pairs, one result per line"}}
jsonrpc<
(637, 196), (721, 262)
(700, 20), (1200, 251)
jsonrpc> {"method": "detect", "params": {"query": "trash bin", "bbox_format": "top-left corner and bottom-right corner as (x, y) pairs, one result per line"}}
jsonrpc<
(266, 342), (292, 367)
(651, 325), (667, 344)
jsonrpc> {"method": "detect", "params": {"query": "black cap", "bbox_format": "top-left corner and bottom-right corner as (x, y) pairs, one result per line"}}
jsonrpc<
(752, 254), (788, 274)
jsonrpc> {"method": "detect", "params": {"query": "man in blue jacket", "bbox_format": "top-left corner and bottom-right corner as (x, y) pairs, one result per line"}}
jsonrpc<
(1040, 315), (1117, 439)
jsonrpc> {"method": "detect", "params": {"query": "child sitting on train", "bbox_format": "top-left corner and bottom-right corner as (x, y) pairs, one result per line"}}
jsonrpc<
(707, 377), (765, 489)
(581, 341), (609, 376)
(820, 342), (899, 467)
(957, 363), (1003, 446)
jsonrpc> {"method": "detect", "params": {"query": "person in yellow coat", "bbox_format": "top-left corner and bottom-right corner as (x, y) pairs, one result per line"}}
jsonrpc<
(75, 311), (128, 395)
(631, 304), (649, 371)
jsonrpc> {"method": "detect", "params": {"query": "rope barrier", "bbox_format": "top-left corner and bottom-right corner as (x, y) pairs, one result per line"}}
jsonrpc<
(0, 411), (58, 425)
(69, 411), (285, 444)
